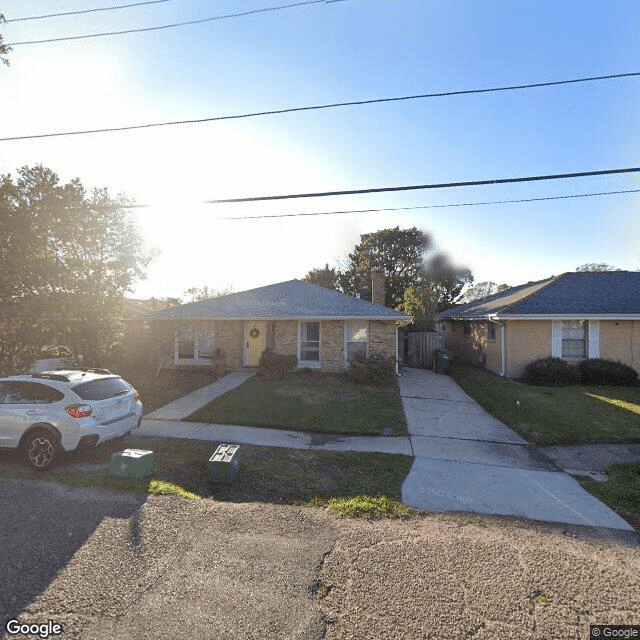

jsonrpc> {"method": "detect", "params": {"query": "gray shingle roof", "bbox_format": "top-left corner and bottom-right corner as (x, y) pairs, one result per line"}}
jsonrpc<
(438, 271), (640, 319)
(143, 280), (410, 320)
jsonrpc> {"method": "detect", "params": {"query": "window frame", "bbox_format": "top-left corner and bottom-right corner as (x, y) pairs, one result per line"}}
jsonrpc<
(344, 320), (370, 364)
(174, 322), (216, 365)
(298, 321), (321, 366)
(561, 320), (587, 360)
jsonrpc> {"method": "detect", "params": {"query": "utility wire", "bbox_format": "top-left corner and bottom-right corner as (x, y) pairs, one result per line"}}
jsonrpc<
(206, 167), (640, 203)
(2, 71), (638, 142)
(6, 0), (173, 23)
(6, 0), (347, 46)
(219, 188), (640, 219)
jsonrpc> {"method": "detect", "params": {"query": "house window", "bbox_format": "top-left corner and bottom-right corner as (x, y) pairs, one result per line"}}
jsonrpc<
(176, 326), (196, 360)
(488, 323), (496, 342)
(346, 320), (369, 362)
(561, 320), (586, 359)
(300, 321), (320, 362)
(175, 324), (216, 363)
(463, 323), (471, 336)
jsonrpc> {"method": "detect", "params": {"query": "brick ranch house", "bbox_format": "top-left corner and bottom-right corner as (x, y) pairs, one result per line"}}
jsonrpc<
(139, 275), (410, 371)
(437, 271), (640, 378)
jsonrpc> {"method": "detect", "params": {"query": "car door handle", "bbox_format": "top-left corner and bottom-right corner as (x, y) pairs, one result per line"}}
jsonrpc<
(25, 410), (38, 416)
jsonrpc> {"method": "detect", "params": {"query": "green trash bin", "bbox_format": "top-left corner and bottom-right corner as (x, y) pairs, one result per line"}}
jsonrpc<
(435, 349), (454, 374)
(108, 449), (154, 479)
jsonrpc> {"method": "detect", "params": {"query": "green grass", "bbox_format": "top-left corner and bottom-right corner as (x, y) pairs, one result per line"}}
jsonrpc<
(117, 365), (221, 414)
(0, 436), (413, 505)
(449, 363), (640, 446)
(187, 371), (408, 436)
(311, 495), (416, 519)
(582, 462), (640, 515)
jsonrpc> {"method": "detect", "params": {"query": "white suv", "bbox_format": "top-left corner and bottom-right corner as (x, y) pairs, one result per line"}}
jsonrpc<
(0, 369), (143, 470)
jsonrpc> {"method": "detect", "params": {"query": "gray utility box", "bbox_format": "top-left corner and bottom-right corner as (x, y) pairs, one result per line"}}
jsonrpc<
(208, 444), (242, 483)
(108, 449), (154, 479)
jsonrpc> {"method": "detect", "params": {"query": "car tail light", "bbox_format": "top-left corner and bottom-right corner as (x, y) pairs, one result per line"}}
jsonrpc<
(134, 390), (141, 402)
(65, 404), (92, 419)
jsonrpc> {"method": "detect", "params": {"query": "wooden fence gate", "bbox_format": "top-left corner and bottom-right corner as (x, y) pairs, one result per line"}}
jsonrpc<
(402, 331), (445, 369)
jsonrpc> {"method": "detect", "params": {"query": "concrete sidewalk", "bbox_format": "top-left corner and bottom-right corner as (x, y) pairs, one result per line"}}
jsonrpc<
(145, 370), (254, 420)
(544, 442), (640, 481)
(137, 418), (413, 455)
(399, 368), (633, 532)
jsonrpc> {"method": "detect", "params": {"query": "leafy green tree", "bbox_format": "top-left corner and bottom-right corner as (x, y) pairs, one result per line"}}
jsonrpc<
(575, 263), (619, 272)
(0, 15), (11, 66)
(303, 263), (340, 290)
(183, 285), (234, 302)
(341, 227), (432, 308)
(461, 281), (510, 303)
(0, 165), (154, 370)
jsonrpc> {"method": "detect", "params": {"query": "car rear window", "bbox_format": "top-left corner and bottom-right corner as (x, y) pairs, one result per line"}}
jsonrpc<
(72, 377), (131, 401)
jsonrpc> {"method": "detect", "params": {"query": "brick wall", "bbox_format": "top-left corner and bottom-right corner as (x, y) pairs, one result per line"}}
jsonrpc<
(505, 320), (552, 378)
(273, 320), (298, 358)
(215, 320), (243, 368)
(599, 320), (640, 374)
(369, 320), (397, 359)
(321, 320), (345, 371)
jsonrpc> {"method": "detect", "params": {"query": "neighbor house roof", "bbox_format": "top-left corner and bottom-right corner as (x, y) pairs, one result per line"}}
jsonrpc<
(438, 271), (640, 320)
(143, 280), (411, 321)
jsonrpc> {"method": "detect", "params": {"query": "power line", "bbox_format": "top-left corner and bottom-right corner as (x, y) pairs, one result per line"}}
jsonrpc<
(206, 167), (640, 203)
(2, 71), (638, 142)
(6, 0), (346, 46)
(219, 188), (640, 219)
(6, 0), (173, 23)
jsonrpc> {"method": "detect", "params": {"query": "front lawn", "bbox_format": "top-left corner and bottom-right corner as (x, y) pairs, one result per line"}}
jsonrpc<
(582, 462), (640, 531)
(449, 363), (640, 446)
(118, 365), (221, 414)
(0, 436), (412, 505)
(187, 372), (408, 436)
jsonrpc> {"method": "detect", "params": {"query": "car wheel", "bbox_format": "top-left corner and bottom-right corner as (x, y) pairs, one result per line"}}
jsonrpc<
(23, 428), (60, 471)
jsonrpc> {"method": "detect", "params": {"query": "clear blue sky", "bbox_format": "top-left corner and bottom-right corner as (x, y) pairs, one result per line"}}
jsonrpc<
(2, 0), (639, 299)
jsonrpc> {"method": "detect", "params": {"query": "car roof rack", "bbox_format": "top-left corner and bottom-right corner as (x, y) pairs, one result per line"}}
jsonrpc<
(31, 372), (72, 382)
(75, 368), (113, 375)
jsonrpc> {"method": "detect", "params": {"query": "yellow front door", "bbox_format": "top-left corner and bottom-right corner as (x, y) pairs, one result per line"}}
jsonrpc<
(244, 321), (266, 367)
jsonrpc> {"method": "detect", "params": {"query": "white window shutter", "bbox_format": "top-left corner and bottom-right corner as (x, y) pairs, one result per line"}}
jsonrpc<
(588, 320), (600, 359)
(551, 321), (563, 357)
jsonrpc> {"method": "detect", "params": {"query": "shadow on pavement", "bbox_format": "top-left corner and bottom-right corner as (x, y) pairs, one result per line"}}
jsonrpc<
(0, 475), (145, 629)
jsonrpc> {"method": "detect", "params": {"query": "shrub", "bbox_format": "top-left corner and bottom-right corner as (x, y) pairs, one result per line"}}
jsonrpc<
(346, 353), (396, 386)
(257, 348), (298, 381)
(521, 357), (582, 387)
(577, 358), (638, 386)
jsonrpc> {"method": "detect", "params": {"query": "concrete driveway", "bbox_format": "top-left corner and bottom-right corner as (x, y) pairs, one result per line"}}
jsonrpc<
(399, 368), (634, 532)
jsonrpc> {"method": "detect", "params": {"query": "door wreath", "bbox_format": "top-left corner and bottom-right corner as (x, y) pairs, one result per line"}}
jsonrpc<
(249, 327), (260, 338)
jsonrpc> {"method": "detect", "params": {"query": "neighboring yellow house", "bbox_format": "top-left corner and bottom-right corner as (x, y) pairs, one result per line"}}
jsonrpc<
(437, 271), (640, 378)
(140, 278), (410, 372)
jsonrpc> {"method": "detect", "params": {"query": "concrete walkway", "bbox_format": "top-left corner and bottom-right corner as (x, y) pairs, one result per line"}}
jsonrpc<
(137, 418), (412, 455)
(145, 370), (255, 420)
(544, 442), (640, 481)
(399, 368), (634, 532)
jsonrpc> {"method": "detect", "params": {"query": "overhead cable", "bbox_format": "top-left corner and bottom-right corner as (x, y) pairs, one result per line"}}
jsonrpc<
(6, 0), (173, 22)
(2, 71), (638, 142)
(219, 188), (640, 219)
(206, 167), (640, 204)
(6, 0), (348, 46)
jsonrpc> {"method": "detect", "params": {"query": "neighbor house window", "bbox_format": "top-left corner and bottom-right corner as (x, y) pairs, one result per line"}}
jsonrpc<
(463, 322), (471, 336)
(561, 320), (586, 359)
(346, 320), (369, 362)
(300, 321), (320, 362)
(488, 323), (496, 342)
